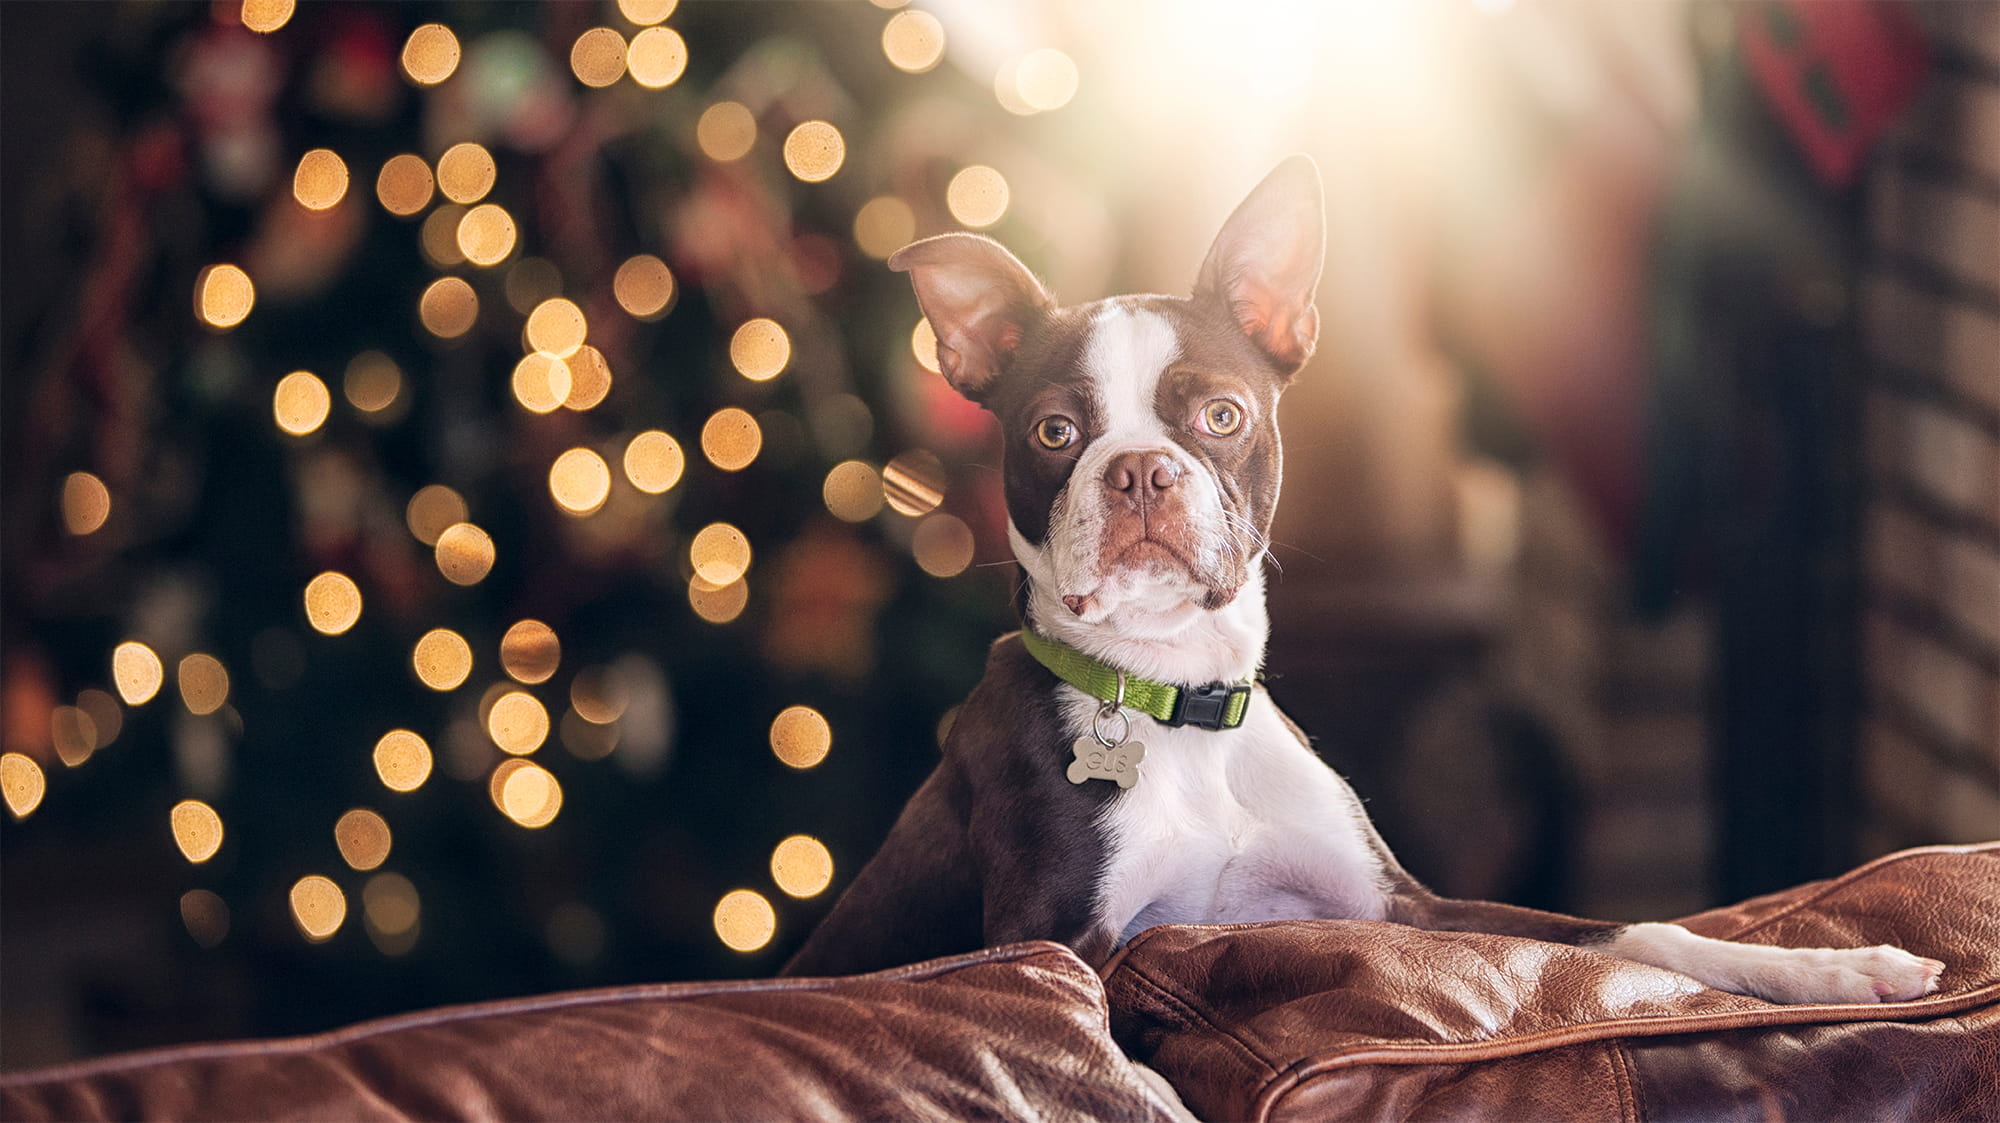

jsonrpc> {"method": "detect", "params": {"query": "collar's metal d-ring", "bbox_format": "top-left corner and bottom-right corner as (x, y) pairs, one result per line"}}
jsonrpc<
(1092, 695), (1132, 749)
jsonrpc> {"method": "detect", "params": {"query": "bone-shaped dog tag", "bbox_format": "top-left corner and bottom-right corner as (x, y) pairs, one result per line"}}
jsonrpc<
(1067, 737), (1145, 788)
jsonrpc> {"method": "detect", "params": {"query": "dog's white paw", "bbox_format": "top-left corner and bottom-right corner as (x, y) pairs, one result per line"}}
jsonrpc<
(1747, 944), (1945, 1005)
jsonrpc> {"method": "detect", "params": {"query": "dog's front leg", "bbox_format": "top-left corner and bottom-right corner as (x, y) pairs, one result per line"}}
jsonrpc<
(971, 799), (1120, 967)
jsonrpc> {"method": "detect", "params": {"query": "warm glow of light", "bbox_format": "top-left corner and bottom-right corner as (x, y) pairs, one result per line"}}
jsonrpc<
(457, 203), (517, 266)
(113, 641), (165, 705)
(1014, 48), (1080, 111)
(769, 705), (830, 769)
(335, 808), (392, 870)
(412, 629), (472, 691)
(364, 873), (420, 936)
(560, 707), (619, 760)
(563, 346), (613, 410)
(171, 800), (224, 863)
(729, 318), (790, 381)
(770, 835), (834, 898)
(62, 472), (111, 535)
(499, 762), (563, 827)
(713, 889), (776, 952)
(273, 370), (332, 436)
(512, 353), (573, 414)
(436, 142), (496, 204)
(913, 512), (975, 577)
(2, 754), (46, 818)
(823, 460), (885, 522)
(782, 121), (844, 183)
(911, 317), (940, 374)
(375, 154), (434, 216)
(290, 875), (347, 941)
(51, 706), (97, 767)
(853, 196), (915, 259)
(401, 24), (460, 85)
(292, 149), (349, 211)
(240, 0), (294, 34)
(701, 408), (761, 471)
(419, 276), (479, 338)
(570, 27), (628, 88)
(883, 449), (945, 515)
(501, 620), (561, 684)
(374, 730), (434, 792)
(77, 689), (123, 749)
(618, 0), (677, 24)
(626, 27), (687, 88)
(177, 654), (230, 716)
(688, 574), (748, 624)
(881, 10), (946, 73)
(696, 102), (756, 162)
(435, 522), (495, 585)
(570, 667), (630, 724)
(947, 165), (1009, 228)
(613, 255), (675, 320)
(689, 523), (751, 585)
(406, 485), (468, 546)
(343, 351), (403, 415)
(304, 571), (363, 634)
(548, 449), (610, 515)
(196, 264), (255, 329)
(526, 298), (587, 357)
(623, 430), (684, 494)
(488, 691), (550, 755)
(180, 889), (230, 948)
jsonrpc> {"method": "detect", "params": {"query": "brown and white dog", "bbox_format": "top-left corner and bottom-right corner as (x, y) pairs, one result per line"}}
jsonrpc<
(784, 157), (1944, 1005)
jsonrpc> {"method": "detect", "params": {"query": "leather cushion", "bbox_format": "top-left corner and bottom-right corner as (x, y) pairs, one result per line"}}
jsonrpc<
(1103, 844), (2000, 1122)
(1, 941), (1184, 1123)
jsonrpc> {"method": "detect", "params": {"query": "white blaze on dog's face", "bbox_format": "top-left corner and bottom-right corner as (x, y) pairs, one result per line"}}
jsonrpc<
(891, 157), (1325, 638)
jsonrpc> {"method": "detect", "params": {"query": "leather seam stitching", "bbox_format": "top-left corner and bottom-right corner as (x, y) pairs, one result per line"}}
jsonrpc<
(1114, 961), (1282, 1100)
(1710, 845), (1999, 940)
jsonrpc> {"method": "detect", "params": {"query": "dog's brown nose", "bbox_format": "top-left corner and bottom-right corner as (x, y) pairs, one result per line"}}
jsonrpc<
(1103, 450), (1180, 495)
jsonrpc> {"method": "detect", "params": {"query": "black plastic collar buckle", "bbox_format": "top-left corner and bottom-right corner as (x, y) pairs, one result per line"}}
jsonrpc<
(1165, 682), (1252, 731)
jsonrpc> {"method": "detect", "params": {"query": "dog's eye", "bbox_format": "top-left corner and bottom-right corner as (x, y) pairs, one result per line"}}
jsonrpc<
(1034, 416), (1078, 450)
(1199, 399), (1244, 437)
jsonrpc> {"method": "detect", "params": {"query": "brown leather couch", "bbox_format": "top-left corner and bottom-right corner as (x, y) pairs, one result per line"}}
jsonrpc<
(5, 844), (1996, 1122)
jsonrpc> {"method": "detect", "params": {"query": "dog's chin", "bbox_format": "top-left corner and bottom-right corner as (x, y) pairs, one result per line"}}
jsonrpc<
(1057, 551), (1241, 629)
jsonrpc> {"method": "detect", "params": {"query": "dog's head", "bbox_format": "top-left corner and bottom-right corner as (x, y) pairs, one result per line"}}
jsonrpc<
(892, 157), (1323, 640)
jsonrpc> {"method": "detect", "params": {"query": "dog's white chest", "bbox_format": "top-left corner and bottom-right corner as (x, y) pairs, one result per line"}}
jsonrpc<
(1066, 689), (1389, 943)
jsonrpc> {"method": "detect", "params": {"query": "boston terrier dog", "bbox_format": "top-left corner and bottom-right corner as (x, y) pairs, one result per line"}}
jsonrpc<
(784, 156), (1945, 1005)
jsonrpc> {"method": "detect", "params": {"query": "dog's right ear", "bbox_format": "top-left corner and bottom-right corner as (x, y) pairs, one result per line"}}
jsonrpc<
(889, 233), (1053, 400)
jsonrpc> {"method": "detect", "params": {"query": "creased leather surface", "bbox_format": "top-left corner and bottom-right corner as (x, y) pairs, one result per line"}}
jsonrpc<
(1, 941), (1181, 1123)
(1104, 844), (2000, 1122)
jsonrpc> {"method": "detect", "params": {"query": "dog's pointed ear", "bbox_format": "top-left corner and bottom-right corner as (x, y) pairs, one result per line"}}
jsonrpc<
(1193, 155), (1325, 372)
(889, 233), (1053, 400)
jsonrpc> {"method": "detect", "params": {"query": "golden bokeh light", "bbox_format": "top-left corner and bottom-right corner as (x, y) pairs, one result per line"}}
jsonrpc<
(499, 762), (563, 828)
(696, 101), (757, 162)
(947, 165), (1010, 228)
(363, 873), (420, 937)
(627, 26), (687, 88)
(713, 889), (776, 952)
(881, 10), (946, 73)
(526, 298), (587, 357)
(769, 705), (831, 769)
(688, 573), (748, 624)
(436, 142), (496, 204)
(911, 317), (940, 374)
(373, 730), (434, 793)
(501, 620), (561, 684)
(401, 24), (461, 85)
(613, 255), (675, 320)
(913, 512), (976, 577)
(883, 449), (946, 515)
(488, 691), (550, 755)
(623, 430), (684, 494)
(853, 196), (916, 260)
(457, 203), (517, 266)
(290, 875), (347, 942)
(1, 753), (46, 819)
(700, 408), (762, 471)
(304, 571), (363, 635)
(570, 668), (630, 725)
(51, 706), (96, 768)
(560, 707), (619, 760)
(435, 522), (496, 585)
(871, 0), (910, 8)
(1014, 48), (1080, 111)
(512, 352), (573, 414)
(420, 203), (467, 267)
(375, 154), (434, 216)
(419, 276), (479, 338)
(335, 808), (392, 871)
(171, 799), (224, 863)
(293, 149), (349, 211)
(729, 318), (790, 381)
(62, 471), (111, 536)
(413, 628), (473, 691)
(770, 835), (834, 898)
(240, 0), (294, 34)
(689, 522), (751, 585)
(823, 460), (885, 522)
(506, 257), (563, 315)
(196, 264), (255, 329)
(177, 653), (230, 716)
(406, 485), (469, 546)
(113, 641), (164, 705)
(180, 889), (230, 948)
(548, 448), (611, 515)
(782, 121), (845, 183)
(618, 0), (678, 24)
(273, 370), (332, 436)
(77, 689), (123, 749)
(570, 27), (628, 88)
(344, 351), (403, 415)
(564, 345), (613, 410)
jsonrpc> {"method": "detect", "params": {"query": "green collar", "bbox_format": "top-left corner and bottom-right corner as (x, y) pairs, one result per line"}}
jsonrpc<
(1018, 628), (1254, 731)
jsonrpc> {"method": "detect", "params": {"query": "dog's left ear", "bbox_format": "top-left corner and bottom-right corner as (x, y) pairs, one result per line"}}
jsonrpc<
(1193, 155), (1325, 372)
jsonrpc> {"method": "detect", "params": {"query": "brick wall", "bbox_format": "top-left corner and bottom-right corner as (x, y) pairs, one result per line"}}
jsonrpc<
(1857, 4), (2000, 855)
